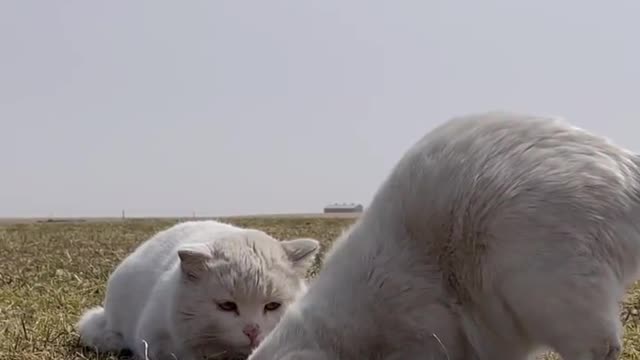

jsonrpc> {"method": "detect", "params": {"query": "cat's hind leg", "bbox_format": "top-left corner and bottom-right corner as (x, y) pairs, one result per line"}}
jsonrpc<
(132, 331), (178, 360)
(76, 306), (126, 353)
(134, 303), (179, 360)
(497, 261), (623, 360)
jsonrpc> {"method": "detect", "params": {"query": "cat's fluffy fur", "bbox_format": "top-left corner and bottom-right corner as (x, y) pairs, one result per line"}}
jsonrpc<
(76, 220), (320, 360)
(248, 111), (640, 360)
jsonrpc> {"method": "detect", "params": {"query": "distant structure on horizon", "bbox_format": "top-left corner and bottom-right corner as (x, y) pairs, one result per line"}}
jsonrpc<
(323, 202), (364, 214)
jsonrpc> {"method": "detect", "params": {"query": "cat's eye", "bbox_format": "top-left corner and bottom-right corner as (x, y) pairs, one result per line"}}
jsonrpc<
(264, 302), (281, 311)
(217, 301), (238, 312)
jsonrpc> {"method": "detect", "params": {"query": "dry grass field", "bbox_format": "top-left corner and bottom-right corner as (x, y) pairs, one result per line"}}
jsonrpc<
(2, 216), (640, 359)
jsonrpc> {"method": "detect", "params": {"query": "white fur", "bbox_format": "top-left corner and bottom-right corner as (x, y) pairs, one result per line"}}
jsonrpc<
(76, 220), (319, 360)
(248, 111), (640, 360)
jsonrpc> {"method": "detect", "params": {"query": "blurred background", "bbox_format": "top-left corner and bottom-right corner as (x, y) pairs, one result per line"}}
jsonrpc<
(2, 0), (639, 218)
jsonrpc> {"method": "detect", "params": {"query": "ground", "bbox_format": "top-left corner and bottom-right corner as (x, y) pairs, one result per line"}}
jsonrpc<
(2, 216), (640, 360)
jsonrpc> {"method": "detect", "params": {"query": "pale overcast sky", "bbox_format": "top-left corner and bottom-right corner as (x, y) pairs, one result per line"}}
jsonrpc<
(1, 1), (639, 218)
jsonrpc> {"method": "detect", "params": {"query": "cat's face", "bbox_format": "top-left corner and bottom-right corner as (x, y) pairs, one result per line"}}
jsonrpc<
(172, 230), (320, 358)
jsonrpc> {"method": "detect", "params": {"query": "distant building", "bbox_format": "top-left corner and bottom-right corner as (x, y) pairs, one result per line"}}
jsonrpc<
(323, 203), (364, 214)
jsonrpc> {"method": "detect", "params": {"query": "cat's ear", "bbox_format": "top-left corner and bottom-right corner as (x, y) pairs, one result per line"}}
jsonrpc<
(281, 238), (320, 274)
(177, 243), (212, 281)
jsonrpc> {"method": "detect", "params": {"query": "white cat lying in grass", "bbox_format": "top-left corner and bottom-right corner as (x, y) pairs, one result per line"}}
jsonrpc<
(248, 111), (640, 360)
(76, 220), (319, 360)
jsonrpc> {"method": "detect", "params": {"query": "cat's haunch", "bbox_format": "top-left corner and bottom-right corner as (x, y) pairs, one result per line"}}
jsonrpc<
(248, 111), (640, 360)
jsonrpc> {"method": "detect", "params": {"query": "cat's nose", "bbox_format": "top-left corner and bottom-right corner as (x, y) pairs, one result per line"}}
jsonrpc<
(243, 323), (260, 345)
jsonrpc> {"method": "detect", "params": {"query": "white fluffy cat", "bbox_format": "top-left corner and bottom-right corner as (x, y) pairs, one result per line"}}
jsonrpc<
(76, 220), (320, 360)
(248, 111), (640, 360)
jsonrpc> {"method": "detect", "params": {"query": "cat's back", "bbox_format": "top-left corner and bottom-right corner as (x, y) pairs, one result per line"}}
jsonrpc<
(106, 220), (243, 293)
(409, 110), (637, 188)
(365, 111), (640, 275)
(351, 110), (640, 305)
(381, 111), (640, 226)
(119, 220), (242, 271)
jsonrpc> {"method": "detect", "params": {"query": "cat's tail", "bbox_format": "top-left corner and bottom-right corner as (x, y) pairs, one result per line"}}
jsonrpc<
(75, 306), (125, 353)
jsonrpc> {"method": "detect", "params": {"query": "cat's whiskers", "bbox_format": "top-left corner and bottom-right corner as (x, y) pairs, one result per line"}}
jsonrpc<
(199, 349), (228, 360)
(177, 309), (198, 320)
(431, 333), (450, 360)
(183, 330), (225, 349)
